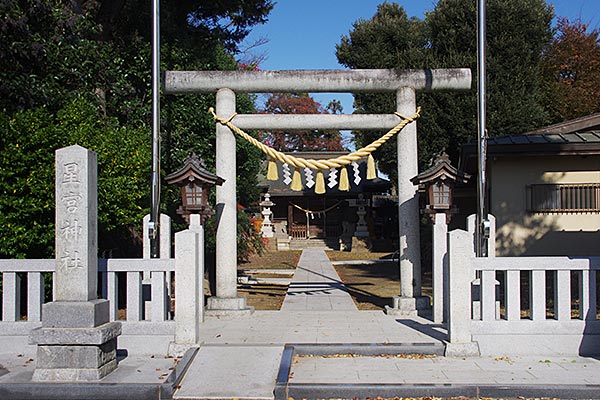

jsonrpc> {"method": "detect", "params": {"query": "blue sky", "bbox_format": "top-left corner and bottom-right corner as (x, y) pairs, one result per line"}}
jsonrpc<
(243, 0), (600, 113)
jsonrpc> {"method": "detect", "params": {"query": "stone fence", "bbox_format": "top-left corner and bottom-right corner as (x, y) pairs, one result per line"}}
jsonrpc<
(0, 222), (205, 356)
(446, 215), (600, 357)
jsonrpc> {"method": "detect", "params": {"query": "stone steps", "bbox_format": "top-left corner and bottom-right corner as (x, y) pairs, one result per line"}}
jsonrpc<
(288, 239), (339, 250)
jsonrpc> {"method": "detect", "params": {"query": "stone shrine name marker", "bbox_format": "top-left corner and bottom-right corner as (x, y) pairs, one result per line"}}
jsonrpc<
(30, 145), (121, 381)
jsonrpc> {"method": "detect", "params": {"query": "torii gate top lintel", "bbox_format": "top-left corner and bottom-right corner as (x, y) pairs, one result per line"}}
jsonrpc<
(164, 68), (471, 94)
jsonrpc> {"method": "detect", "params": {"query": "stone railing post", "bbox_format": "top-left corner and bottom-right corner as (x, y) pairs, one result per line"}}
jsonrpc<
(169, 215), (204, 355)
(468, 214), (497, 319)
(143, 213), (172, 259)
(30, 145), (121, 381)
(445, 228), (479, 357)
(143, 213), (172, 320)
(432, 213), (448, 324)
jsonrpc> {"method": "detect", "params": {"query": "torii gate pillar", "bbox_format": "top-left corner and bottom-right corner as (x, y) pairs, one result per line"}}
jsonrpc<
(205, 88), (253, 316)
(385, 87), (428, 316)
(164, 69), (471, 317)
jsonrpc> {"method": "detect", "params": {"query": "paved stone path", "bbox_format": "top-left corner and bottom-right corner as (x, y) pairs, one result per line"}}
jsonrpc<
(290, 354), (600, 385)
(281, 248), (357, 311)
(175, 249), (443, 399)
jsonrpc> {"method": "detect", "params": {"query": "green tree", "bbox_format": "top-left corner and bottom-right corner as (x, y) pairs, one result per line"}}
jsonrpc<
(0, 97), (151, 258)
(336, 3), (427, 182)
(541, 18), (600, 122)
(336, 0), (554, 181)
(0, 0), (273, 258)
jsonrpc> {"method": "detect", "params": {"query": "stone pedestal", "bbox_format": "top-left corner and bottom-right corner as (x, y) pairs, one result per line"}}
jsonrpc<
(30, 145), (120, 381)
(385, 295), (430, 317)
(205, 297), (254, 317)
(30, 312), (121, 381)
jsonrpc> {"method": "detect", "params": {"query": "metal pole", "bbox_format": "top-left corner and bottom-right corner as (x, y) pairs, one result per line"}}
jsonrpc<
(149, 0), (161, 258)
(476, 0), (488, 257)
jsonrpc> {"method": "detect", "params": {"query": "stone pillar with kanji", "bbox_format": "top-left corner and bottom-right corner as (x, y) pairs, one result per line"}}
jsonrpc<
(30, 145), (121, 381)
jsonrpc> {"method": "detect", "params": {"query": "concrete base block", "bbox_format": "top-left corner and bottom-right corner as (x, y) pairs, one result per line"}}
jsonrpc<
(276, 238), (290, 251)
(167, 342), (198, 358)
(444, 341), (480, 357)
(37, 340), (116, 369)
(205, 307), (254, 318)
(385, 295), (430, 317)
(206, 296), (248, 311)
(42, 300), (109, 328)
(31, 322), (121, 381)
(32, 358), (117, 382)
(384, 296), (417, 317)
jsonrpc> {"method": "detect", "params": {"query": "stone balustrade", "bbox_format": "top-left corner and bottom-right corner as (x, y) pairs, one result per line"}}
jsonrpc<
(0, 258), (175, 325)
(446, 214), (600, 357)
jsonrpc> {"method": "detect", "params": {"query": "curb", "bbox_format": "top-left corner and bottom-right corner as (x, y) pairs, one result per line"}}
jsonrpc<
(0, 347), (198, 400)
(274, 343), (600, 400)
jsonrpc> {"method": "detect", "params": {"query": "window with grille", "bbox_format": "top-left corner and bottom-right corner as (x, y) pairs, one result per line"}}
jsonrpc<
(185, 183), (203, 206)
(432, 181), (451, 209)
(526, 183), (600, 213)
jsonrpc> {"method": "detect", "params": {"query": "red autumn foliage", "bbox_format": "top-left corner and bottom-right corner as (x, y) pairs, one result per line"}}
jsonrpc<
(541, 18), (600, 122)
(261, 93), (344, 152)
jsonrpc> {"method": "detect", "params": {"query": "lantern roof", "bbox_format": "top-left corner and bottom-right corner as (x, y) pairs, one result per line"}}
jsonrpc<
(165, 153), (225, 186)
(411, 152), (470, 187)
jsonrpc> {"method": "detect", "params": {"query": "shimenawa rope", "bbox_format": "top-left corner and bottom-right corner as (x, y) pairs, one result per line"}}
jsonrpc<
(209, 107), (421, 194)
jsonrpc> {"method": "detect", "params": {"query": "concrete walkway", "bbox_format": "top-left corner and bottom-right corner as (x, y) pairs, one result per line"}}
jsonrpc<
(281, 248), (357, 311)
(174, 249), (443, 399)
(281, 352), (600, 399)
(174, 249), (600, 399)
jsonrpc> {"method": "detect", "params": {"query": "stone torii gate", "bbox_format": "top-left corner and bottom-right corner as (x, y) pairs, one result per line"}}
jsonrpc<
(164, 68), (471, 316)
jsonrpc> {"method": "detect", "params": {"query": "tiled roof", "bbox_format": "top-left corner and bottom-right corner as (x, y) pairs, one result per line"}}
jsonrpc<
(486, 131), (600, 146)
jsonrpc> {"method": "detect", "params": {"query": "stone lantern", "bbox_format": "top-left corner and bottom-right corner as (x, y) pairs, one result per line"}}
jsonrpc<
(166, 153), (224, 225)
(411, 152), (470, 323)
(259, 193), (275, 238)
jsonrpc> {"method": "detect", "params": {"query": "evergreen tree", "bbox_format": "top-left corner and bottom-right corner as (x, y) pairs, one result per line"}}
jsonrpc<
(336, 0), (554, 181)
(0, 0), (273, 258)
